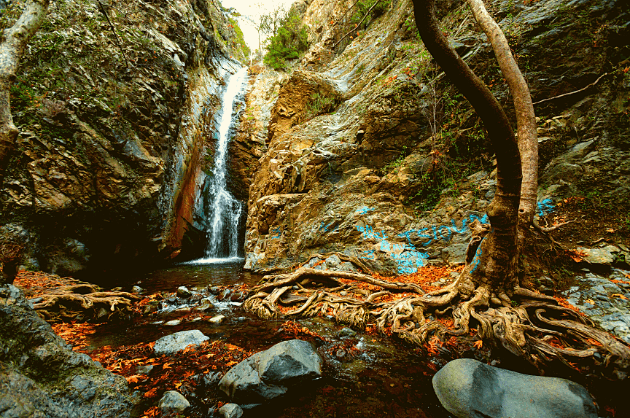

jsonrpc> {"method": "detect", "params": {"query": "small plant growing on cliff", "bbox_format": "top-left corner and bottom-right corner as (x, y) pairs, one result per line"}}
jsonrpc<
(304, 93), (339, 120)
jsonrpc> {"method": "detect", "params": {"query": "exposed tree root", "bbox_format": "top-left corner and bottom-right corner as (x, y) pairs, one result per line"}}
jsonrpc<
(244, 261), (630, 379)
(32, 283), (140, 322)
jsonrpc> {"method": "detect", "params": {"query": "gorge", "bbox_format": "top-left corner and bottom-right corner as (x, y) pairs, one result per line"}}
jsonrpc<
(1, 0), (630, 417)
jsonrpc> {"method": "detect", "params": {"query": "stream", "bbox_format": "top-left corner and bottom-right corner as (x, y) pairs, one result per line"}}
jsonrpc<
(87, 260), (452, 418)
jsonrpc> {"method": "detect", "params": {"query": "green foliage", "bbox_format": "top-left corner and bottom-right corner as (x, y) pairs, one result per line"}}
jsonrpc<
(228, 17), (251, 60)
(380, 146), (409, 175)
(304, 92), (340, 120)
(263, 8), (309, 70)
(350, 0), (390, 30)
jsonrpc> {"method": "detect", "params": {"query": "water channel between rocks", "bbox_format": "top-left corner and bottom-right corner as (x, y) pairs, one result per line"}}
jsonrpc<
(87, 261), (452, 418)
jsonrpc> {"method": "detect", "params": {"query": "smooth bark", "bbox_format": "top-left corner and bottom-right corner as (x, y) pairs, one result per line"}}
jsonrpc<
(466, 0), (538, 225)
(0, 0), (50, 184)
(412, 0), (522, 291)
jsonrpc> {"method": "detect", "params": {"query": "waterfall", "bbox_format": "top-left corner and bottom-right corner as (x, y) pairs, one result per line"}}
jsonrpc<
(198, 67), (248, 263)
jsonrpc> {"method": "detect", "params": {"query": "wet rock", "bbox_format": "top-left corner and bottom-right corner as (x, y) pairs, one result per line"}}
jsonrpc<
(153, 330), (209, 356)
(219, 339), (322, 403)
(0, 285), (136, 417)
(218, 403), (244, 418)
(131, 285), (143, 294)
(165, 319), (182, 326)
(339, 327), (357, 338)
(177, 286), (192, 298)
(433, 358), (597, 418)
(158, 390), (190, 414)
(208, 314), (226, 324)
(209, 286), (222, 295)
(197, 298), (215, 311)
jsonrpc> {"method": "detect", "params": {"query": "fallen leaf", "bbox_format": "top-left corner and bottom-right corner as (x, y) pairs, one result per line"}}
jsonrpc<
(585, 299), (595, 305)
(473, 340), (483, 349)
(611, 293), (628, 300)
(125, 375), (143, 383)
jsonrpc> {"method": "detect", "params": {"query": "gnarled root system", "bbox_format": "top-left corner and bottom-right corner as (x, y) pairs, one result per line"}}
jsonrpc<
(244, 258), (630, 379)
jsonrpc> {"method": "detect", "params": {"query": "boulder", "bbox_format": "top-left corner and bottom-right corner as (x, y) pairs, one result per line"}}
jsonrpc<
(158, 390), (190, 413)
(218, 403), (244, 418)
(219, 339), (322, 403)
(0, 285), (136, 418)
(432, 358), (598, 418)
(153, 330), (209, 356)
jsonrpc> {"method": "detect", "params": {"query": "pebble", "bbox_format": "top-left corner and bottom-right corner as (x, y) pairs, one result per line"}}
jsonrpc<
(208, 315), (226, 324)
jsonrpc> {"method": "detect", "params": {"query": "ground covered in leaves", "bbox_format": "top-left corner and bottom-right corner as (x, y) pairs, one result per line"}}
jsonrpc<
(12, 264), (629, 418)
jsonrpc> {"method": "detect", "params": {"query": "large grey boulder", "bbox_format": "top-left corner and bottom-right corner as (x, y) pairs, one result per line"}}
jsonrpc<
(0, 285), (137, 418)
(153, 330), (209, 356)
(219, 339), (322, 403)
(433, 358), (598, 418)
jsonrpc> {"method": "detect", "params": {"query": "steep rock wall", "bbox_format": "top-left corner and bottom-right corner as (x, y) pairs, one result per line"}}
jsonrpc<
(0, 0), (248, 278)
(244, 0), (630, 274)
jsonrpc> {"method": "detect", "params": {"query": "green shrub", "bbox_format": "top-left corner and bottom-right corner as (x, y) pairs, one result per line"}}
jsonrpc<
(304, 92), (340, 120)
(263, 9), (309, 70)
(350, 0), (390, 30)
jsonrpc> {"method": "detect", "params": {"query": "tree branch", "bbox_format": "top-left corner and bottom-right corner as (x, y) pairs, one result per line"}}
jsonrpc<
(0, 0), (50, 184)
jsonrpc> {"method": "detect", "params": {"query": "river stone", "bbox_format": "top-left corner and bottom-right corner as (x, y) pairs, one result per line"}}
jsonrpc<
(177, 286), (192, 298)
(218, 403), (244, 418)
(209, 314), (226, 324)
(219, 339), (322, 402)
(153, 330), (209, 356)
(432, 358), (597, 418)
(158, 390), (190, 413)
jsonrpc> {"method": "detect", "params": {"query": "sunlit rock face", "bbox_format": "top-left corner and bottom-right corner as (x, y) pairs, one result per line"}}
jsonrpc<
(0, 0), (249, 279)
(243, 0), (630, 273)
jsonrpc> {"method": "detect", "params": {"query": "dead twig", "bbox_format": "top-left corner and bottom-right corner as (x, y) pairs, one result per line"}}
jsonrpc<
(533, 73), (609, 105)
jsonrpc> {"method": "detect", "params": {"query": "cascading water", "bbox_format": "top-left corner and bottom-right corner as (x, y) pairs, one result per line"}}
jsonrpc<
(198, 67), (248, 262)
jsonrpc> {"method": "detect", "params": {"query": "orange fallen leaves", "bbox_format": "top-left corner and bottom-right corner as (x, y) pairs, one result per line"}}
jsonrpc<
(14, 270), (79, 298)
(425, 336), (442, 355)
(553, 296), (584, 315)
(567, 249), (588, 263)
(473, 340), (483, 349)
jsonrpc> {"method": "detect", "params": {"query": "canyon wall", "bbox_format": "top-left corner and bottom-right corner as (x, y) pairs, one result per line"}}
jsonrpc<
(242, 0), (630, 274)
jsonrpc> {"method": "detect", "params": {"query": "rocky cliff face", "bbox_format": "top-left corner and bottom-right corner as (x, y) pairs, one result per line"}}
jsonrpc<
(0, 0), (248, 278)
(243, 0), (630, 274)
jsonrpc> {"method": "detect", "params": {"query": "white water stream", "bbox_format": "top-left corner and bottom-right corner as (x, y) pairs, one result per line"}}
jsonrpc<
(190, 67), (248, 264)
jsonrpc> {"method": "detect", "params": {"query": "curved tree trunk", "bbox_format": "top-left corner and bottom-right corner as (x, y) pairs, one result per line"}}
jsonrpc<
(412, 0), (522, 293)
(466, 0), (538, 227)
(0, 0), (50, 185)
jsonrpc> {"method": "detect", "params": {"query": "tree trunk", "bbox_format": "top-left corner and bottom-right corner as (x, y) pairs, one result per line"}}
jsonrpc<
(465, 0), (538, 226)
(0, 0), (50, 185)
(412, 0), (522, 292)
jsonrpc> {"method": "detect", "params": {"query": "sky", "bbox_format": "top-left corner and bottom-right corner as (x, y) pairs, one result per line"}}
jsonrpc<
(226, 0), (297, 53)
